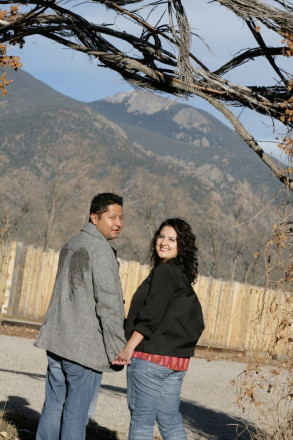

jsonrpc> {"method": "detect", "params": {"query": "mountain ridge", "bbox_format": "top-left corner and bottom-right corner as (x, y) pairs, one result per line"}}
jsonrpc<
(89, 91), (278, 194)
(1, 68), (281, 196)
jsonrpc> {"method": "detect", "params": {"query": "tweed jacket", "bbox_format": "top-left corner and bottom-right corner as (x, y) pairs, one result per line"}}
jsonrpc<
(34, 222), (126, 372)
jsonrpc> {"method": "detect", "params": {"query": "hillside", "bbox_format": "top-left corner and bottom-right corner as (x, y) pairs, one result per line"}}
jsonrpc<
(89, 91), (277, 193)
(1, 69), (280, 195)
(0, 68), (280, 283)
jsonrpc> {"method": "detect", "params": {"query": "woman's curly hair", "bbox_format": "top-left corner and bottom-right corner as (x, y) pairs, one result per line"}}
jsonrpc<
(150, 218), (198, 284)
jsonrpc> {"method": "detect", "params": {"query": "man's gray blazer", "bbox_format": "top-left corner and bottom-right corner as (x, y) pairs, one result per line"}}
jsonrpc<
(34, 222), (126, 372)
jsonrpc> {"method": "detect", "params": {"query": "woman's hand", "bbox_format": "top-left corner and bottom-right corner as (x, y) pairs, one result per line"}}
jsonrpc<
(111, 330), (144, 366)
(112, 346), (133, 365)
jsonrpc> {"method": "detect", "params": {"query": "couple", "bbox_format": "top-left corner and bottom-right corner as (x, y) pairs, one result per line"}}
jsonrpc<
(35, 192), (205, 440)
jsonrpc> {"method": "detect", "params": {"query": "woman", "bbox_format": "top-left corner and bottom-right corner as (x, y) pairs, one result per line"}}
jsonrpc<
(112, 218), (205, 440)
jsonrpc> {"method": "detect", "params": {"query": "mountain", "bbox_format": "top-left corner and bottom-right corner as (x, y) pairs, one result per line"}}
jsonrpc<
(0, 68), (280, 281)
(89, 91), (278, 193)
(0, 71), (197, 183)
(1, 69), (279, 194)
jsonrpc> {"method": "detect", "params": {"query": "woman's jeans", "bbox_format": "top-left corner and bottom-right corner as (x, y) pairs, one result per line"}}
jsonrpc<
(36, 352), (102, 440)
(127, 357), (187, 440)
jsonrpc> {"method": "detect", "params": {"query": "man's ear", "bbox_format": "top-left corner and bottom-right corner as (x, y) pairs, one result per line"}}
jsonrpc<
(90, 213), (98, 225)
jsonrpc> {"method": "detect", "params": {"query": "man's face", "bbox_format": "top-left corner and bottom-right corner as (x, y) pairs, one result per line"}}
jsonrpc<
(90, 204), (123, 241)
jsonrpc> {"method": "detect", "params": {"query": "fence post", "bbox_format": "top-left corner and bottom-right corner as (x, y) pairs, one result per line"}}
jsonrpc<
(31, 247), (47, 319)
(0, 243), (10, 313)
(42, 250), (59, 317)
(9, 242), (26, 317)
(122, 260), (141, 316)
(27, 247), (44, 318)
(195, 275), (212, 347)
(17, 245), (34, 317)
(1, 241), (17, 315)
(205, 278), (223, 346)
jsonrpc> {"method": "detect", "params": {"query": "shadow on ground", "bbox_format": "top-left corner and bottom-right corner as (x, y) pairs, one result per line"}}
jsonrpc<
(0, 367), (46, 381)
(180, 398), (263, 440)
(89, 384), (264, 440)
(0, 385), (265, 440)
(0, 396), (120, 440)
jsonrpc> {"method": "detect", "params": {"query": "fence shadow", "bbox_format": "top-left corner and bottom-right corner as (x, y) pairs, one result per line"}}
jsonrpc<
(0, 367), (45, 380)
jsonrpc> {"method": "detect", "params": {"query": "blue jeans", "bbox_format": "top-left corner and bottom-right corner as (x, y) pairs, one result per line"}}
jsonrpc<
(36, 352), (102, 440)
(127, 357), (187, 440)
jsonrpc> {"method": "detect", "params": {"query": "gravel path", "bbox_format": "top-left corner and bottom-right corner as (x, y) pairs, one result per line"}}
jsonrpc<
(0, 335), (266, 439)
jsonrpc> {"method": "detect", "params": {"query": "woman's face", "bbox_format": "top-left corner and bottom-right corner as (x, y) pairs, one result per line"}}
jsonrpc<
(156, 226), (178, 262)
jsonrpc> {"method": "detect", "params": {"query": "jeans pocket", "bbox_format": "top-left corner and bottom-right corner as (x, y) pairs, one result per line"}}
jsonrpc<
(145, 362), (170, 380)
(171, 370), (187, 381)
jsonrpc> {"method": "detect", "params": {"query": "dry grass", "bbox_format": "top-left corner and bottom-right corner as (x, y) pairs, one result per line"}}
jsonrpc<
(0, 410), (19, 440)
(249, 417), (293, 440)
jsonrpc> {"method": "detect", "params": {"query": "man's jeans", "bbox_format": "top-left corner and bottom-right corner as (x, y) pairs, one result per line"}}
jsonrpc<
(36, 352), (102, 440)
(127, 357), (187, 440)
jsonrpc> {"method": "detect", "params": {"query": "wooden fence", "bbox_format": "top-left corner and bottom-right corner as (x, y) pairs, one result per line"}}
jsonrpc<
(0, 241), (291, 354)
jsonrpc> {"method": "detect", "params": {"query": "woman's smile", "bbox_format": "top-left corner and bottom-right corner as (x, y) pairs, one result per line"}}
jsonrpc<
(156, 226), (178, 262)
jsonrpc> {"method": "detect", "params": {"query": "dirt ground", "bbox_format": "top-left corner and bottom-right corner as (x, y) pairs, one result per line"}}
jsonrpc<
(0, 321), (279, 440)
(0, 323), (40, 339)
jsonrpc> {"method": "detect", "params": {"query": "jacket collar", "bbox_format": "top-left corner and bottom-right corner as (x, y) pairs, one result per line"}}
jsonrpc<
(81, 222), (118, 254)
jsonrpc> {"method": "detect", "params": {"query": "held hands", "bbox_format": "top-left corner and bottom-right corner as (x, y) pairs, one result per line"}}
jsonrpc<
(111, 330), (144, 366)
(111, 345), (133, 366)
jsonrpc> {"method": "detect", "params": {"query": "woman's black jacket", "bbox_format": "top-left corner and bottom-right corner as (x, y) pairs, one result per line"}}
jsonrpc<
(125, 261), (205, 358)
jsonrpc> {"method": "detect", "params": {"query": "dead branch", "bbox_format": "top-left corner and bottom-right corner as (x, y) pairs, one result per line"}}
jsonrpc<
(1, 0), (293, 187)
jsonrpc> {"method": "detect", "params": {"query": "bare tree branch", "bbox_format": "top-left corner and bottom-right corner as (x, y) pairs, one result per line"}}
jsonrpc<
(1, 0), (293, 188)
(245, 18), (288, 85)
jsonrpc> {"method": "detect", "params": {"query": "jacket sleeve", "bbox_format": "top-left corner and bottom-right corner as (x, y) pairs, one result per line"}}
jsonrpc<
(134, 263), (177, 339)
(91, 243), (126, 362)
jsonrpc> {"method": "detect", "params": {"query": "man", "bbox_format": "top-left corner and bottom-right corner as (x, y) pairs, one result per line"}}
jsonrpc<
(35, 193), (126, 440)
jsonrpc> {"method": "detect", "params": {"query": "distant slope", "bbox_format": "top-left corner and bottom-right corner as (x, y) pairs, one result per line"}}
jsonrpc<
(0, 69), (280, 197)
(0, 69), (281, 201)
(0, 69), (142, 176)
(1, 68), (79, 115)
(89, 91), (278, 192)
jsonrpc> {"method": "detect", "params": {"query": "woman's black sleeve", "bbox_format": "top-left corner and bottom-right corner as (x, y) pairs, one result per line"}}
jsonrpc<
(134, 263), (177, 339)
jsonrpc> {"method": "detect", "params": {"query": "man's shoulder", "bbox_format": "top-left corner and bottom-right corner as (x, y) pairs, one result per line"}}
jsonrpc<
(65, 224), (103, 246)
(59, 223), (117, 265)
(69, 225), (116, 258)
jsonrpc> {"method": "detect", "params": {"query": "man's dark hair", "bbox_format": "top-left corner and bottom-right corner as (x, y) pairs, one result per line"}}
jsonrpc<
(89, 193), (123, 221)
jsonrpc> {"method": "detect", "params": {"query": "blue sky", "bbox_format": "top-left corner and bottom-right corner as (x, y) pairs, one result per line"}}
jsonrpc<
(8, 0), (290, 160)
